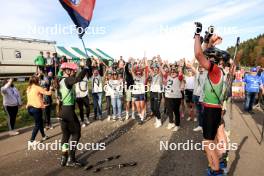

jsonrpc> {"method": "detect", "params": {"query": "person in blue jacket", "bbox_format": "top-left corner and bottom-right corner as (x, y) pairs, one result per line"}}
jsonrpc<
(243, 67), (263, 113)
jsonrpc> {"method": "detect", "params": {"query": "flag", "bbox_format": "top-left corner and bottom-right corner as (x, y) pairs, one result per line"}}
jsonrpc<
(59, 0), (96, 38)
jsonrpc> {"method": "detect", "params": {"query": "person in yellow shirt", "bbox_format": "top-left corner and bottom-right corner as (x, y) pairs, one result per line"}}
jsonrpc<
(26, 75), (52, 146)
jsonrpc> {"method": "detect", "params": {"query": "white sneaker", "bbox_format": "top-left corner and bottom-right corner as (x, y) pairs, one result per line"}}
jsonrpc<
(155, 119), (162, 128)
(172, 126), (180, 132)
(112, 116), (117, 121)
(187, 117), (191, 121)
(167, 123), (175, 130)
(193, 126), (203, 132)
(85, 119), (90, 125)
(9, 130), (19, 136)
(107, 115), (111, 121)
(194, 118), (197, 122)
(132, 112), (135, 119)
(42, 136), (49, 141)
(28, 140), (39, 147)
(125, 113), (129, 120)
(81, 123), (86, 128)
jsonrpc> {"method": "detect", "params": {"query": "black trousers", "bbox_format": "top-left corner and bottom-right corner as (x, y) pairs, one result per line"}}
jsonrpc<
(60, 106), (81, 148)
(4, 106), (18, 130)
(165, 98), (181, 126)
(150, 92), (162, 119)
(44, 105), (51, 126)
(76, 96), (90, 122)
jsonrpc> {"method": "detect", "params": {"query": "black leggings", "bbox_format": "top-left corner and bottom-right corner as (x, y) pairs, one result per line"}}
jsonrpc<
(150, 92), (162, 119)
(4, 106), (18, 130)
(106, 96), (112, 116)
(76, 96), (90, 122)
(165, 98), (181, 126)
(60, 106), (81, 148)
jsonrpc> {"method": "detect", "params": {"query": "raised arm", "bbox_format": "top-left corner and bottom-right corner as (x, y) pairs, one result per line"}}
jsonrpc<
(194, 35), (210, 70)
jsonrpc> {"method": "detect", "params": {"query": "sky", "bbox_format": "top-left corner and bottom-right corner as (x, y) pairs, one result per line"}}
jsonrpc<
(0, 0), (264, 61)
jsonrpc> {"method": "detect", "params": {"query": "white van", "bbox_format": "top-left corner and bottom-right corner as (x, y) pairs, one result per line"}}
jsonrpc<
(0, 36), (56, 77)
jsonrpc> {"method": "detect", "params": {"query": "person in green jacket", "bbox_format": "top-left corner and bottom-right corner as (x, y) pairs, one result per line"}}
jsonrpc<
(34, 51), (46, 73)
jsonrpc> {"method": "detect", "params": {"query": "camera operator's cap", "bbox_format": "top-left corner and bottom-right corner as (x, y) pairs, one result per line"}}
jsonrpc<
(250, 67), (257, 72)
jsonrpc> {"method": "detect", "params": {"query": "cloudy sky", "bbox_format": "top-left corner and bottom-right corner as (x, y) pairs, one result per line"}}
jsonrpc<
(0, 0), (264, 60)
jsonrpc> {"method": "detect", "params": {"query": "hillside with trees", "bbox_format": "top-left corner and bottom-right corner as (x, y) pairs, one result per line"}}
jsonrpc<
(227, 34), (264, 67)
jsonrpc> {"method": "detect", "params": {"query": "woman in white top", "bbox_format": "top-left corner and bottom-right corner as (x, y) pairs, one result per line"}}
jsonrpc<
(1, 78), (22, 136)
(149, 61), (163, 128)
(161, 63), (184, 132)
(108, 71), (123, 120)
(75, 74), (90, 127)
(131, 58), (149, 123)
(184, 68), (196, 121)
(104, 70), (113, 120)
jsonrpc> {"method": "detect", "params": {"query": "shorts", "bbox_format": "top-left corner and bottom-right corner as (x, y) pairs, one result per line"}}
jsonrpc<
(133, 94), (145, 101)
(185, 89), (194, 103)
(126, 90), (133, 102)
(202, 107), (222, 140)
(181, 90), (185, 100)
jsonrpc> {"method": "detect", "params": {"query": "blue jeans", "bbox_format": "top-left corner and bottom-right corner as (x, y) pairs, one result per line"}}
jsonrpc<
(92, 92), (102, 118)
(111, 97), (122, 117)
(244, 91), (257, 112)
(192, 95), (203, 127)
(28, 107), (45, 141)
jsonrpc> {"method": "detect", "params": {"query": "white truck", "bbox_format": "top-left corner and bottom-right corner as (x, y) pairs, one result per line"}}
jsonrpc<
(0, 36), (56, 77)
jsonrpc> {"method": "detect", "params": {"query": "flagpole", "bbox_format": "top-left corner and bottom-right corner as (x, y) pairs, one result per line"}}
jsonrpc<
(80, 37), (89, 59)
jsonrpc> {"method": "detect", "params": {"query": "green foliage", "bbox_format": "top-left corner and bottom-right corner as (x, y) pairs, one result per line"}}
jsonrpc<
(227, 34), (264, 67)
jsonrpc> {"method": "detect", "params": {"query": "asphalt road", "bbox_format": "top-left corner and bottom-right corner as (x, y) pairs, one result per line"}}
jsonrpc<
(0, 102), (263, 176)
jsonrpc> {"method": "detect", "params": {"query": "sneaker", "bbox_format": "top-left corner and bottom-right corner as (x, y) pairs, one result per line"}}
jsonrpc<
(131, 112), (135, 119)
(194, 118), (197, 122)
(49, 125), (54, 129)
(42, 136), (49, 141)
(85, 120), (90, 125)
(107, 115), (111, 121)
(193, 126), (203, 132)
(155, 119), (162, 128)
(28, 140), (40, 147)
(81, 123), (86, 128)
(125, 113), (129, 120)
(180, 112), (184, 119)
(207, 168), (224, 176)
(112, 116), (117, 121)
(9, 130), (19, 136)
(186, 117), (191, 121)
(172, 126), (180, 132)
(167, 123), (175, 130)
